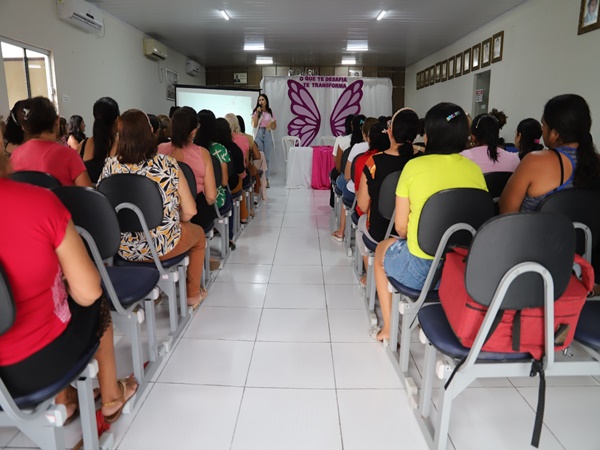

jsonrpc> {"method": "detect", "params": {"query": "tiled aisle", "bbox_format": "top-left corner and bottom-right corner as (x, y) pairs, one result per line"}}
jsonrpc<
(3, 180), (600, 449)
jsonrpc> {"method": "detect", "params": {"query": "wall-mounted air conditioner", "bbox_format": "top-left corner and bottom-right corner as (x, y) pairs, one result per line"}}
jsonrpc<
(57, 0), (104, 34)
(143, 39), (168, 60)
(185, 60), (201, 77)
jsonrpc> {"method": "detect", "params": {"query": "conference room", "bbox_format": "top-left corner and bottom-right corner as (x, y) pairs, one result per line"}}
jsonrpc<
(1, 0), (600, 449)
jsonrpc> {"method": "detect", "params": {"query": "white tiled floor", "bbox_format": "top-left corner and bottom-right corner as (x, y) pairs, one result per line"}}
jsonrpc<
(5, 178), (600, 449)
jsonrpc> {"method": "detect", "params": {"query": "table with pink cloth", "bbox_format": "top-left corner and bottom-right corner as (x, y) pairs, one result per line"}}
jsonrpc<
(310, 145), (335, 190)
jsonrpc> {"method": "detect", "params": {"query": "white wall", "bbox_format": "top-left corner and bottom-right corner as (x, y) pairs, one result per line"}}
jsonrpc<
(405, 0), (600, 143)
(0, 0), (206, 125)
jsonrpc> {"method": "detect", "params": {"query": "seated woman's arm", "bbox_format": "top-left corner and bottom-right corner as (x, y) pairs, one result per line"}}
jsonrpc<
(344, 155), (353, 181)
(357, 172), (370, 212)
(394, 196), (410, 239)
(56, 220), (102, 306)
(202, 148), (217, 205)
(251, 141), (261, 161)
(178, 168), (197, 222)
(74, 171), (93, 187)
(499, 156), (535, 214)
(334, 145), (343, 172)
(220, 162), (229, 186)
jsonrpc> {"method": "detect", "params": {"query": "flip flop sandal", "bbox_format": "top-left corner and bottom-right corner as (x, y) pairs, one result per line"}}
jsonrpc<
(368, 325), (382, 341)
(331, 232), (344, 242)
(102, 376), (138, 424)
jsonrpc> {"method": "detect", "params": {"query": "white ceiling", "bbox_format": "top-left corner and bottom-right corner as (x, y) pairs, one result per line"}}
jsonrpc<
(90, 0), (528, 68)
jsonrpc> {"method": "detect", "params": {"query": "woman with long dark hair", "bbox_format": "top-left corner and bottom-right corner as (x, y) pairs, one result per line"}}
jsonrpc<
(251, 94), (276, 187)
(67, 114), (86, 149)
(500, 94), (600, 213)
(460, 113), (519, 173)
(79, 97), (120, 183)
(514, 118), (544, 160)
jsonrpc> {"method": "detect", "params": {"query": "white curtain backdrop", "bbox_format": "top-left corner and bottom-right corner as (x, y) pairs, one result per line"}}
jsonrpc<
(259, 76), (393, 176)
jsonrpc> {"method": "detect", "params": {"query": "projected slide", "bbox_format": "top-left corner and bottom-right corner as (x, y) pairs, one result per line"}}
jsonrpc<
(176, 86), (261, 124)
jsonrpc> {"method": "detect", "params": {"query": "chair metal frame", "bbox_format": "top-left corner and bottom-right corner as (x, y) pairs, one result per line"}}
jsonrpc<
(98, 174), (192, 340)
(54, 186), (164, 395)
(320, 135), (336, 147)
(414, 213), (600, 450)
(384, 189), (494, 392)
(0, 263), (108, 450)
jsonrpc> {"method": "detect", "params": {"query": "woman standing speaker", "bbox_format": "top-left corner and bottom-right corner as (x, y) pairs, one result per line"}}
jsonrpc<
(251, 94), (276, 187)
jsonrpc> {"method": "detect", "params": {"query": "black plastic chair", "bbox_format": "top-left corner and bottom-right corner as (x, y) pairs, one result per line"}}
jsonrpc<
(9, 171), (61, 189)
(97, 174), (190, 337)
(211, 154), (232, 259)
(54, 186), (162, 387)
(0, 262), (102, 450)
(537, 188), (600, 262)
(178, 161), (215, 287)
(416, 213), (575, 450)
(484, 171), (512, 215)
(361, 171), (402, 315)
(386, 188), (495, 377)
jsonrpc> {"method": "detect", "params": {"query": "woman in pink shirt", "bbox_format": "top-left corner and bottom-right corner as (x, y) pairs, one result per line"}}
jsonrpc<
(251, 94), (276, 186)
(460, 113), (520, 173)
(158, 106), (217, 230)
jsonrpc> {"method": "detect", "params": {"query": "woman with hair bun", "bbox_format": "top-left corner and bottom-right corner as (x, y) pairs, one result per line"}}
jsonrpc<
(460, 113), (519, 173)
(500, 94), (600, 213)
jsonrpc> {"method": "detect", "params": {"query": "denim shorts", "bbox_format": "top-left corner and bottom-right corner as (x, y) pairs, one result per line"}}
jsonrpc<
(383, 239), (433, 290)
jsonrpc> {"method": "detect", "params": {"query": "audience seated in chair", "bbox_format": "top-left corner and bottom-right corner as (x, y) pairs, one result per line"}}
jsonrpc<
(460, 113), (520, 173)
(98, 109), (208, 307)
(373, 102), (488, 342)
(356, 109), (419, 285)
(0, 152), (137, 424)
(158, 106), (218, 231)
(78, 97), (120, 184)
(9, 97), (92, 187)
(500, 94), (600, 214)
(514, 118), (544, 160)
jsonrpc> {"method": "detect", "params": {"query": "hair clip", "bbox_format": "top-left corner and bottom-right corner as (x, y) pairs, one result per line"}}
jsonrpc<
(446, 111), (461, 122)
(10, 111), (17, 123)
(22, 108), (30, 121)
(381, 128), (388, 134)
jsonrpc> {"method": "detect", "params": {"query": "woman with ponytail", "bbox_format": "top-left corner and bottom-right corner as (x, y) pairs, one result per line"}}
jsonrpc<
(355, 109), (418, 285)
(79, 97), (120, 182)
(515, 118), (544, 160)
(371, 103), (488, 341)
(461, 113), (519, 173)
(500, 94), (600, 213)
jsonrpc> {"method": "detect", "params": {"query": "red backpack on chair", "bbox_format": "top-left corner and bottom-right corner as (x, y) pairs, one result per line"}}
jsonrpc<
(439, 245), (593, 360)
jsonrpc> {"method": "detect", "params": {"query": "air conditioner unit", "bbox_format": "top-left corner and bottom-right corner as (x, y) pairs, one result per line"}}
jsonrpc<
(57, 0), (104, 34)
(185, 59), (201, 77)
(143, 39), (168, 60)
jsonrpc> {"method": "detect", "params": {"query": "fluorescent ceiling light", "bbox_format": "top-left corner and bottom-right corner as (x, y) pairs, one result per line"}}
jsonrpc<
(256, 56), (273, 65)
(219, 10), (230, 20)
(244, 43), (265, 51)
(341, 57), (356, 65)
(346, 40), (368, 51)
(376, 10), (387, 20)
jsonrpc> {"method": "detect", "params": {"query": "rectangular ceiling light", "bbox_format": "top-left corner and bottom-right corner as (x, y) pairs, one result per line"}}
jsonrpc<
(244, 43), (265, 51)
(346, 40), (368, 51)
(376, 10), (387, 20)
(341, 57), (356, 65)
(219, 10), (230, 20)
(256, 56), (273, 65)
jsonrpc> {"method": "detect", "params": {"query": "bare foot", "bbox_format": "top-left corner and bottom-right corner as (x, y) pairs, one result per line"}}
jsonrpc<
(376, 330), (389, 342)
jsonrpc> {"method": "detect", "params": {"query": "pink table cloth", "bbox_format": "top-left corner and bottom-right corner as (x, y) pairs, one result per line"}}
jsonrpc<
(311, 145), (335, 190)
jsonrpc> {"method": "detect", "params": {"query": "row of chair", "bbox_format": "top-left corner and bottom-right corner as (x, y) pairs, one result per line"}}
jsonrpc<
(331, 166), (600, 448)
(2, 166), (260, 449)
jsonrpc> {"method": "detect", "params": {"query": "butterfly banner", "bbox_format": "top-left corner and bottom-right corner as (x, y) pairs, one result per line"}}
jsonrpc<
(261, 76), (393, 176)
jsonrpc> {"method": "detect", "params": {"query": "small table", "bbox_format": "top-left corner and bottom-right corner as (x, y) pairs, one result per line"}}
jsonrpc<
(285, 145), (335, 189)
(311, 146), (335, 190)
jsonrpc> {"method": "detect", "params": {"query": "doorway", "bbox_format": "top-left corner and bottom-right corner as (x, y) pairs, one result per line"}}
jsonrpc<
(471, 70), (491, 117)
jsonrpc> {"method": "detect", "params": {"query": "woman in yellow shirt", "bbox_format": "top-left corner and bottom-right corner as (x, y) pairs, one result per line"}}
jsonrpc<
(372, 103), (487, 342)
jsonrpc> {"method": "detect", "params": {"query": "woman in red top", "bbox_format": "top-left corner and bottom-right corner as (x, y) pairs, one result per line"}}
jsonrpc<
(0, 153), (137, 423)
(10, 97), (92, 187)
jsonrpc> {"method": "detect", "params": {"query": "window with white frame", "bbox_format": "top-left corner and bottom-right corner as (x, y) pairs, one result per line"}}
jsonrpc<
(1, 39), (56, 110)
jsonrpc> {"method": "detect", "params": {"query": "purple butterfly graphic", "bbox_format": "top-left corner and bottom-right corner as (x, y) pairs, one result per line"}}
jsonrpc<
(287, 79), (364, 147)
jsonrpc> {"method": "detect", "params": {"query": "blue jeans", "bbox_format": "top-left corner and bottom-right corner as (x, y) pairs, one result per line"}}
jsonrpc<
(383, 239), (433, 290)
(255, 128), (273, 179)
